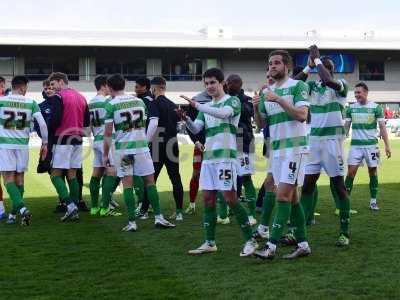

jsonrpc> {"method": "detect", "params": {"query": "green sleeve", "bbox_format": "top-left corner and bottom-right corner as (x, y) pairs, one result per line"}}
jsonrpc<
(105, 102), (114, 120)
(32, 100), (40, 114)
(225, 96), (241, 116)
(259, 93), (266, 116)
(293, 81), (310, 105)
(345, 106), (352, 119)
(375, 105), (384, 119)
(196, 111), (205, 123)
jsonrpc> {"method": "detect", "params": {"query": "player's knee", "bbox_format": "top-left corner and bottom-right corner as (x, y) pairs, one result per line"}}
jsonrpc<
(264, 177), (275, 192)
(368, 167), (377, 176)
(347, 167), (357, 178)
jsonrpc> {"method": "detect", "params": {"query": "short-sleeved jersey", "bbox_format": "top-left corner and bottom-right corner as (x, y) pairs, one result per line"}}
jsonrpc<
(345, 101), (384, 147)
(105, 94), (149, 154)
(259, 78), (310, 158)
(308, 79), (348, 140)
(89, 95), (111, 147)
(195, 94), (241, 163)
(0, 94), (41, 149)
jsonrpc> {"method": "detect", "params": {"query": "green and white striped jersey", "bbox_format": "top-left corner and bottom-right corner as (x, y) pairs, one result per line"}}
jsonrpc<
(196, 94), (241, 163)
(345, 101), (384, 147)
(105, 94), (149, 154)
(0, 94), (41, 149)
(89, 95), (111, 147)
(259, 78), (310, 158)
(308, 79), (348, 140)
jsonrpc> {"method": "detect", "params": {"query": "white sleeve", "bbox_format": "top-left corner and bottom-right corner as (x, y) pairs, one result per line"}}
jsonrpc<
(186, 118), (204, 134)
(146, 118), (158, 142)
(195, 103), (234, 119)
(33, 112), (48, 144)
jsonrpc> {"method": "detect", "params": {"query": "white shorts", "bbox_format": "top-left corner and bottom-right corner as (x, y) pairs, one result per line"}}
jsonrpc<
(305, 139), (345, 177)
(115, 151), (155, 178)
(199, 161), (238, 191)
(271, 154), (307, 186)
(348, 146), (380, 168)
(93, 146), (115, 168)
(0, 149), (29, 172)
(52, 145), (82, 169)
(237, 152), (255, 176)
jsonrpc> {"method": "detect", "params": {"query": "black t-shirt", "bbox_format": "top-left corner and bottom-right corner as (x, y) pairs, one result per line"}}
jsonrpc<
(137, 91), (160, 128)
(153, 95), (179, 142)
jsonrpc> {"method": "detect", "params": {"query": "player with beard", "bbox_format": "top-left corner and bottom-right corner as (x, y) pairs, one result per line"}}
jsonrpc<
(253, 50), (311, 259)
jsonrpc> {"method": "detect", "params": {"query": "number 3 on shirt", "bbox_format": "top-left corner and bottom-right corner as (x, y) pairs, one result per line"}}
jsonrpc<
(4, 110), (27, 130)
(120, 109), (144, 132)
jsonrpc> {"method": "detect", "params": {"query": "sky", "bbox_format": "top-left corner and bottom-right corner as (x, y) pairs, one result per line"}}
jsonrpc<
(3, 0), (400, 37)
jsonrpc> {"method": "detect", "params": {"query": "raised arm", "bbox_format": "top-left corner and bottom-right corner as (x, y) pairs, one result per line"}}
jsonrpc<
(309, 45), (344, 91)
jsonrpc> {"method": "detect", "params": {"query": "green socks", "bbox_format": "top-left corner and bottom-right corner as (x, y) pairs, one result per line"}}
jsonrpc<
(146, 184), (161, 215)
(5, 182), (24, 214)
(300, 191), (313, 223)
(270, 201), (291, 244)
(338, 196), (350, 237)
(101, 176), (117, 209)
(243, 176), (256, 216)
(369, 175), (378, 199)
(230, 201), (253, 241)
(123, 187), (136, 221)
(308, 186), (319, 223)
(51, 176), (70, 204)
(89, 176), (101, 208)
(291, 202), (307, 243)
(204, 205), (217, 241)
(330, 179), (341, 210)
(217, 192), (228, 219)
(17, 185), (24, 198)
(260, 192), (276, 226)
(67, 178), (79, 204)
(133, 175), (145, 203)
(345, 176), (354, 196)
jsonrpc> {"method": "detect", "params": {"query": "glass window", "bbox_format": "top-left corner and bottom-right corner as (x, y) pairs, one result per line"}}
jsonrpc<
(96, 58), (146, 80)
(25, 57), (79, 81)
(162, 58), (202, 81)
(359, 61), (384, 81)
(0, 57), (15, 76)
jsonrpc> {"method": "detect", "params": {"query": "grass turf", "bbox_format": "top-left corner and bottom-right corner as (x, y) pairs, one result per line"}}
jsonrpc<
(0, 141), (399, 300)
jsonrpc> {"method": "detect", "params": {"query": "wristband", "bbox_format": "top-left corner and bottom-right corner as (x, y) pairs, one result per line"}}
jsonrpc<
(314, 58), (322, 65)
(303, 66), (311, 74)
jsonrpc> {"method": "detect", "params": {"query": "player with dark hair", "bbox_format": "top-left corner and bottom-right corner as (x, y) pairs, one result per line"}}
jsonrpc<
(103, 74), (175, 231)
(0, 76), (48, 225)
(179, 68), (257, 256)
(294, 45), (352, 246)
(344, 82), (391, 211)
(253, 50), (311, 259)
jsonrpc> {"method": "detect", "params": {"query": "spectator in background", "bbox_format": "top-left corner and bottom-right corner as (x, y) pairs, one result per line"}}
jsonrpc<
(384, 105), (393, 119)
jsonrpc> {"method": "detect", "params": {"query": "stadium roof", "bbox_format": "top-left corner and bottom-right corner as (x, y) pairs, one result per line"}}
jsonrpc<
(2, 28), (400, 50)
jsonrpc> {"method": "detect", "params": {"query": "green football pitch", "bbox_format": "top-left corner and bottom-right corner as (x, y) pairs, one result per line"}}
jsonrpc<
(0, 141), (399, 300)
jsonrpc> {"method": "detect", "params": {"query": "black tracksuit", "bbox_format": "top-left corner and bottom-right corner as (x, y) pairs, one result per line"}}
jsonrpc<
(34, 92), (63, 173)
(230, 89), (255, 197)
(149, 95), (184, 212)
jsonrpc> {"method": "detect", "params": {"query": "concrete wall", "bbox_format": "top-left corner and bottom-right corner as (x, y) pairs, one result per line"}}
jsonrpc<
(1, 47), (400, 97)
